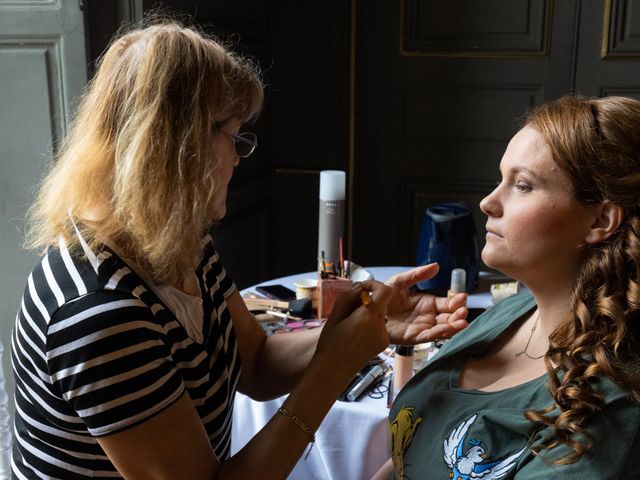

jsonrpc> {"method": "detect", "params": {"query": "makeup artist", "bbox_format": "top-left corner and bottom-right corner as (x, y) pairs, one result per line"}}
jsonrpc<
(372, 95), (640, 480)
(11, 21), (468, 479)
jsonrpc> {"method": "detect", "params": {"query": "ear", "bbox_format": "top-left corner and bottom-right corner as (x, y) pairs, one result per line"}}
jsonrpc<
(585, 202), (624, 244)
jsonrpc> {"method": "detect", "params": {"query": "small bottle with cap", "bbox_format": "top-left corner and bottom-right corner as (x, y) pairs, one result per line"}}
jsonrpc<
(448, 268), (467, 301)
(435, 268), (467, 351)
(393, 345), (415, 396)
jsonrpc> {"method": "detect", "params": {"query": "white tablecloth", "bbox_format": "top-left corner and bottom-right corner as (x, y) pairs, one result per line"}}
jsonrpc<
(232, 391), (391, 480)
(231, 267), (499, 480)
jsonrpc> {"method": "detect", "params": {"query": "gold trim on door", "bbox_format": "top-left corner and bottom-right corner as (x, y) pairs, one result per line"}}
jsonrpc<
(601, 0), (640, 60)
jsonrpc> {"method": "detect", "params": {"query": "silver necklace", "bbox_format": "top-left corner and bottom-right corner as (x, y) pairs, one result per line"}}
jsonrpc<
(514, 311), (546, 360)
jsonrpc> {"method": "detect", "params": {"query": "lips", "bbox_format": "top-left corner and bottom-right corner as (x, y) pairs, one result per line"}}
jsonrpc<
(485, 227), (503, 238)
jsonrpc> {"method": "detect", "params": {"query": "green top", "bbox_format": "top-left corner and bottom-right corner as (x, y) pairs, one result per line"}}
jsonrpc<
(389, 292), (640, 479)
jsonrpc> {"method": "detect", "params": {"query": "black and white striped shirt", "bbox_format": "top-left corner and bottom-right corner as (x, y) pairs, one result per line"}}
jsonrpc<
(11, 230), (241, 478)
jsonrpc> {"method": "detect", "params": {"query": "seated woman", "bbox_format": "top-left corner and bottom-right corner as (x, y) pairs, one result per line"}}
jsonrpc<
(374, 95), (640, 479)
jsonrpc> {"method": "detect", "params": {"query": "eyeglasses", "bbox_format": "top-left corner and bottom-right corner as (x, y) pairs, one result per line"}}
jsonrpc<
(217, 130), (258, 158)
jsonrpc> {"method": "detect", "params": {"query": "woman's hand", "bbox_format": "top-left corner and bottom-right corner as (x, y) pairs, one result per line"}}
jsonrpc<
(315, 280), (392, 371)
(385, 263), (469, 345)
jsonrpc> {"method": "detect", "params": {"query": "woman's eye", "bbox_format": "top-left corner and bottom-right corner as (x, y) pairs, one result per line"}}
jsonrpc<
(515, 181), (532, 192)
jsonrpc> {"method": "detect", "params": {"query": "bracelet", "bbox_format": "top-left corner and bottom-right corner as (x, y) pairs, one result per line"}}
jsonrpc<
(277, 407), (316, 459)
(276, 407), (315, 443)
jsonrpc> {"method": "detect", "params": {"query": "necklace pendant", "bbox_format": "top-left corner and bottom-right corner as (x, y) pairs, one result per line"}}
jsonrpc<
(515, 351), (523, 358)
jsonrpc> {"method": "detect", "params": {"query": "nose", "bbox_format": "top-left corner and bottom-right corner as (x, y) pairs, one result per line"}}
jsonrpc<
(480, 184), (501, 218)
(232, 152), (240, 167)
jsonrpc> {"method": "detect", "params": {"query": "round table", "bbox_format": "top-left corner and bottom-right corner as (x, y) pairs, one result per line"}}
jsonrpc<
(232, 267), (501, 480)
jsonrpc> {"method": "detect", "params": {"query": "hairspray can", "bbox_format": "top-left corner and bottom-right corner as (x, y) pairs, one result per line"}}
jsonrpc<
(317, 171), (345, 272)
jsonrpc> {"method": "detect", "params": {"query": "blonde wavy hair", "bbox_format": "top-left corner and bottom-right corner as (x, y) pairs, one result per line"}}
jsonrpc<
(25, 21), (263, 284)
(523, 95), (640, 463)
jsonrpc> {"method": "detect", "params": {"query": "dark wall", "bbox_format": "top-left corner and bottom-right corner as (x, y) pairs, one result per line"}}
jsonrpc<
(353, 0), (640, 277)
(85, 0), (640, 289)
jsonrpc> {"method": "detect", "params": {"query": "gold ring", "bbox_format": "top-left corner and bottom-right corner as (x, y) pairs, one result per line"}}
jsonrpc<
(360, 290), (372, 306)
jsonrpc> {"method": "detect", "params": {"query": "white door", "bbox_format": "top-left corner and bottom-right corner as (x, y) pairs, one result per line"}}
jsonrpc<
(0, 0), (87, 425)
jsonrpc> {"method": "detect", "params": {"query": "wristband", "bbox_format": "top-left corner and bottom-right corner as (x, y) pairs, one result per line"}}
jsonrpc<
(277, 407), (316, 459)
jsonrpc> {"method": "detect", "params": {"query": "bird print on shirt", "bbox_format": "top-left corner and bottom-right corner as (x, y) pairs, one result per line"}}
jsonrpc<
(389, 405), (423, 480)
(443, 414), (526, 479)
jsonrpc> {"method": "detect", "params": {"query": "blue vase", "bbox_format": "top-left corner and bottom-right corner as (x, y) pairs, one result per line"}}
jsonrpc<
(415, 203), (480, 295)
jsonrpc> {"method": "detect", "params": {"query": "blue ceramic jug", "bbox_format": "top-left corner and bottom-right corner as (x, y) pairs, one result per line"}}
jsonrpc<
(415, 203), (480, 295)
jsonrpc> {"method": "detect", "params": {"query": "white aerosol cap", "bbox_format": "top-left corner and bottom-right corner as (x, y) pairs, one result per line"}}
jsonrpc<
(319, 170), (346, 201)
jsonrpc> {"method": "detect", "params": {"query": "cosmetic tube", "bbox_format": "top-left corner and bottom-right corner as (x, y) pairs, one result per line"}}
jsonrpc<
(346, 364), (388, 402)
(393, 345), (414, 393)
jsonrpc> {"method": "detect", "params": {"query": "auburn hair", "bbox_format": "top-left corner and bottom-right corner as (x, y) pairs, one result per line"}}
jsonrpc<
(25, 21), (263, 284)
(524, 95), (640, 463)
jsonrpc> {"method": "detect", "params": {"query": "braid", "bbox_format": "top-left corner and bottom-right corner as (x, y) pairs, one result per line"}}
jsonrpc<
(525, 216), (640, 463)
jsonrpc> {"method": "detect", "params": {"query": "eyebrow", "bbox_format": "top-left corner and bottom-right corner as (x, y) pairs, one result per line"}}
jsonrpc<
(499, 165), (543, 180)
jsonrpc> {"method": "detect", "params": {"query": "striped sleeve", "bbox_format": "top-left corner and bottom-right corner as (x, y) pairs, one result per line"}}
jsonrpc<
(200, 239), (236, 300)
(45, 290), (185, 437)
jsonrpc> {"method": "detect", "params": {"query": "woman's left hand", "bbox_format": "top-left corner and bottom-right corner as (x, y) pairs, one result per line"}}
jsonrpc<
(385, 263), (469, 344)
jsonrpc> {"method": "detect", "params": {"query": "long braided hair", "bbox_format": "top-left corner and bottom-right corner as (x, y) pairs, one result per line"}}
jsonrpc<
(523, 95), (640, 463)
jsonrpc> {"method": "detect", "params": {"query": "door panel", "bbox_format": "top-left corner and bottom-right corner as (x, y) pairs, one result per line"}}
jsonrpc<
(403, 0), (551, 55)
(575, 0), (640, 97)
(0, 0), (87, 419)
(354, 0), (568, 268)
